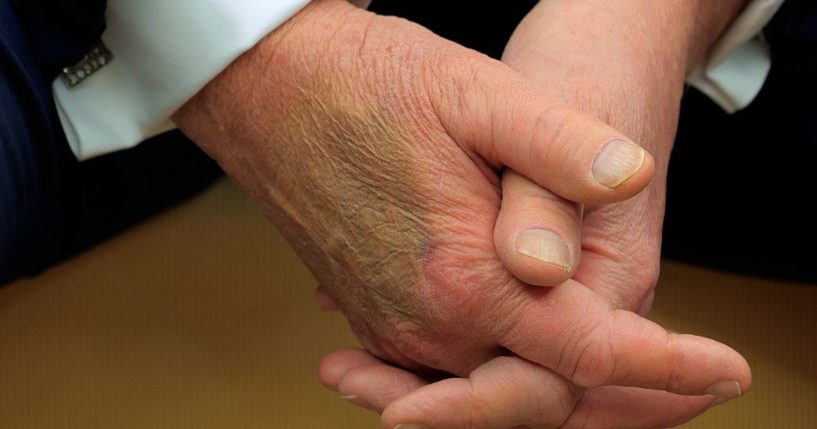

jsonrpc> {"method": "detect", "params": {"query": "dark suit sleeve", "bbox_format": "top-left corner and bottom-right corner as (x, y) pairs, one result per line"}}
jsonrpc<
(0, 0), (221, 285)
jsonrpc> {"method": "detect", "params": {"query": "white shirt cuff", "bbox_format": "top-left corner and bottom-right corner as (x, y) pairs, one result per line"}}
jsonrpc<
(687, 0), (785, 113)
(53, 0), (311, 160)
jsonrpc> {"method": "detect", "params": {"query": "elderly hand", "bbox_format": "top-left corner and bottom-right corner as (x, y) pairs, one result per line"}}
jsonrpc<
(318, 0), (752, 428)
(173, 0), (749, 424)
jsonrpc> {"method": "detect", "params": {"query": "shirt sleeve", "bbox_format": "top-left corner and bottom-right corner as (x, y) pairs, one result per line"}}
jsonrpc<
(687, 0), (785, 113)
(53, 0), (311, 160)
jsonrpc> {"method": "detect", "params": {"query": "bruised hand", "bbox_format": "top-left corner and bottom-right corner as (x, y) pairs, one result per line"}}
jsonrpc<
(173, 0), (749, 422)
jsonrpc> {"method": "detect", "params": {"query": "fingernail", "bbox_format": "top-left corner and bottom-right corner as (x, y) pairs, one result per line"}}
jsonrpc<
(340, 394), (371, 408)
(705, 380), (742, 401)
(394, 425), (432, 429)
(592, 139), (646, 188)
(515, 229), (571, 271)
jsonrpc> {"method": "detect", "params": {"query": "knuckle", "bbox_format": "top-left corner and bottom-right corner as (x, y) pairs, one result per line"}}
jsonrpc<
(386, 320), (431, 362)
(533, 383), (575, 427)
(633, 251), (661, 290)
(563, 319), (617, 388)
(662, 334), (685, 392)
(624, 251), (660, 312)
(468, 357), (574, 429)
(531, 103), (579, 170)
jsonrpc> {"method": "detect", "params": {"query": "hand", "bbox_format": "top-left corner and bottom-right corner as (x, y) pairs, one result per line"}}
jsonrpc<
(321, 349), (722, 429)
(318, 0), (752, 427)
(173, 0), (748, 414)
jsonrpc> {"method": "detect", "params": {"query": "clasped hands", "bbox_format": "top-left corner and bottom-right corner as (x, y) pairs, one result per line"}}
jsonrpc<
(173, 0), (752, 428)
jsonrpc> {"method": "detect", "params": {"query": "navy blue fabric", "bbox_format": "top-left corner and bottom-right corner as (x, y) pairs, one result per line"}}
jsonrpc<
(663, 0), (817, 282)
(10, 0), (108, 80)
(0, 0), (69, 283)
(0, 0), (221, 285)
(369, 0), (537, 60)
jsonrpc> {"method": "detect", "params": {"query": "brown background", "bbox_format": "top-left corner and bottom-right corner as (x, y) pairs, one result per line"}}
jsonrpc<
(1, 179), (814, 428)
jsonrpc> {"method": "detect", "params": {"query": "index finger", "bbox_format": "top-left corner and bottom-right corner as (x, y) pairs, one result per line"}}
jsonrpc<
(498, 280), (751, 399)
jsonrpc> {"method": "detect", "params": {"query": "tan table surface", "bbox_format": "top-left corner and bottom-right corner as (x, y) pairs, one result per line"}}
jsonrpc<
(1, 179), (815, 428)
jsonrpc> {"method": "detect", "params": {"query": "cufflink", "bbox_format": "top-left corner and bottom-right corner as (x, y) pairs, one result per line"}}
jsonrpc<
(60, 41), (113, 88)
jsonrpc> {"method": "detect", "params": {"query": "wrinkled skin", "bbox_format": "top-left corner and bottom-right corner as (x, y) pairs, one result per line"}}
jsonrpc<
(317, 0), (753, 428)
(173, 0), (750, 417)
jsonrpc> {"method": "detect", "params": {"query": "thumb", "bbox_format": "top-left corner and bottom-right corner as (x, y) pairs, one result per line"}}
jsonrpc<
(435, 63), (654, 205)
(494, 169), (583, 286)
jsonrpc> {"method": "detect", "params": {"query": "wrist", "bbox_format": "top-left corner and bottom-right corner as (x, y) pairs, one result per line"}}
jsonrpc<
(172, 0), (363, 152)
(503, 0), (748, 160)
(687, 0), (752, 71)
(503, 2), (681, 159)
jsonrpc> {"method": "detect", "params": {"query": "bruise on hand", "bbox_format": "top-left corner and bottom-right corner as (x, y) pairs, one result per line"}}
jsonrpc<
(180, 61), (439, 346)
(172, 13), (505, 370)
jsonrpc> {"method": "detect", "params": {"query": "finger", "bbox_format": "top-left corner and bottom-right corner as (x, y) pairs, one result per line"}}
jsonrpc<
(499, 281), (752, 400)
(315, 286), (341, 311)
(323, 351), (720, 429)
(319, 348), (428, 412)
(435, 67), (655, 205)
(573, 198), (666, 313)
(573, 249), (657, 313)
(318, 348), (383, 391)
(494, 169), (583, 286)
(564, 387), (716, 429)
(382, 356), (576, 429)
